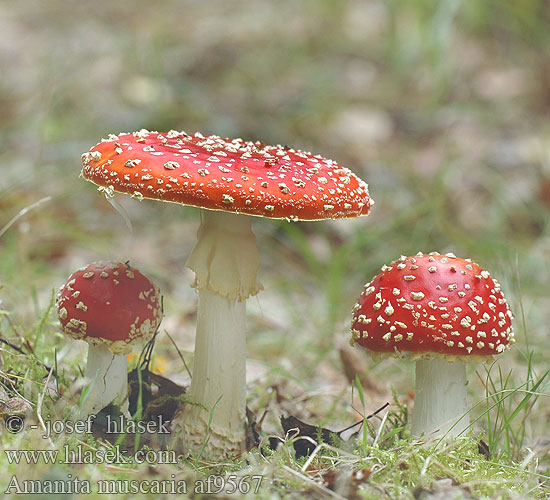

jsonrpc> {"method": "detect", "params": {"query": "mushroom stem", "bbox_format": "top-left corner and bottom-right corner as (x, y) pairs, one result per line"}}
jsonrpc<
(180, 289), (247, 456)
(411, 358), (469, 438)
(174, 209), (261, 458)
(84, 343), (128, 415)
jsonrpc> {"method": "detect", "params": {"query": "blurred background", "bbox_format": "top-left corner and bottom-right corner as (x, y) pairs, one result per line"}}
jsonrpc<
(1, 0), (549, 444)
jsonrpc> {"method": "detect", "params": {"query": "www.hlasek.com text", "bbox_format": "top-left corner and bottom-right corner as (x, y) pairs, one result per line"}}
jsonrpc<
(5, 444), (180, 466)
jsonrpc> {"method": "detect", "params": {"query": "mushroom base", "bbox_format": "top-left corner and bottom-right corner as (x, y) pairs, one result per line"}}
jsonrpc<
(83, 343), (128, 415)
(173, 288), (247, 459)
(411, 358), (469, 438)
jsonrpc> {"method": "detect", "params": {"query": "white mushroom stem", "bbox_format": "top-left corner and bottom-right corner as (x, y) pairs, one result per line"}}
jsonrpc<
(83, 343), (129, 415)
(180, 289), (247, 456)
(174, 209), (261, 459)
(411, 358), (469, 438)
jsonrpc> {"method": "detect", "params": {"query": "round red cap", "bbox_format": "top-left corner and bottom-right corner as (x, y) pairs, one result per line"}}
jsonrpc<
(351, 252), (514, 360)
(57, 261), (163, 354)
(81, 130), (372, 221)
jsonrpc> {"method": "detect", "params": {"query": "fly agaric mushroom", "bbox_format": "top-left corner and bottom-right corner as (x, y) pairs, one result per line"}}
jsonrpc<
(350, 252), (514, 438)
(57, 261), (162, 415)
(81, 129), (372, 458)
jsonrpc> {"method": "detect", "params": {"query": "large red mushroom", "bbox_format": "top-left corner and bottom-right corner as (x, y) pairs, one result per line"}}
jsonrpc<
(350, 252), (514, 437)
(81, 129), (373, 458)
(57, 261), (163, 415)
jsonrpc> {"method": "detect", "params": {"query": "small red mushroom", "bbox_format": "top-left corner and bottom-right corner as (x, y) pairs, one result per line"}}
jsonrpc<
(57, 261), (162, 415)
(80, 130), (373, 458)
(351, 252), (514, 437)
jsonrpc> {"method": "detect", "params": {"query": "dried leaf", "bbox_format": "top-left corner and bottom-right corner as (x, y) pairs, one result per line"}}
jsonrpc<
(245, 407), (262, 451)
(280, 415), (339, 457)
(477, 439), (490, 460)
(128, 367), (185, 417)
(321, 468), (372, 500)
(0, 396), (31, 415)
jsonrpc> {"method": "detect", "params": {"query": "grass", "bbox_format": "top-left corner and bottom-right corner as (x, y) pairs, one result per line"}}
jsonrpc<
(480, 359), (550, 461)
(1, 0), (550, 497)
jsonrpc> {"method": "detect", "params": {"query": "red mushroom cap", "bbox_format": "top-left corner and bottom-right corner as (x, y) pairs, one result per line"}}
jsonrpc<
(81, 130), (372, 221)
(57, 261), (162, 355)
(351, 252), (514, 361)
